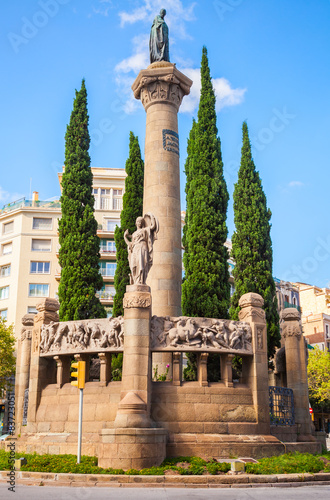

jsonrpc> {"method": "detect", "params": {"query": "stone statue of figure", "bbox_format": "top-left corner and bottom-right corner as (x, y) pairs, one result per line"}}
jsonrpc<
(124, 213), (159, 285)
(149, 8), (170, 64)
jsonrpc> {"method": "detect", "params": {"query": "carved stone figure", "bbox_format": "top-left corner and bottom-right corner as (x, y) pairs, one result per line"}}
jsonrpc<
(39, 316), (124, 355)
(124, 213), (159, 285)
(149, 9), (169, 64)
(151, 315), (253, 352)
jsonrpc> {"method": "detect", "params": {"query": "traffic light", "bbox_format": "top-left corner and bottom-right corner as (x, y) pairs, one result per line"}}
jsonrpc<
(71, 361), (86, 389)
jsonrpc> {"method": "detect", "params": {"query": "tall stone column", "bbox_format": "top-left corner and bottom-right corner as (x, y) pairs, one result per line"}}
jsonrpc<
(281, 308), (313, 439)
(238, 292), (270, 434)
(132, 63), (192, 317)
(15, 314), (34, 434)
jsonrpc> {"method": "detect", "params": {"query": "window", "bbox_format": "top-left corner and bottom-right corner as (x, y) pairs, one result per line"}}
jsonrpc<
(93, 188), (98, 195)
(0, 265), (11, 277)
(2, 242), (12, 255)
(27, 306), (37, 314)
(30, 261), (50, 274)
(106, 220), (118, 232)
(0, 286), (9, 300)
(100, 240), (116, 253)
(31, 239), (51, 252)
(3, 221), (14, 234)
(101, 189), (110, 195)
(100, 262), (117, 277)
(32, 217), (52, 230)
(0, 309), (7, 320)
(326, 324), (329, 338)
(28, 284), (49, 297)
(113, 189), (122, 196)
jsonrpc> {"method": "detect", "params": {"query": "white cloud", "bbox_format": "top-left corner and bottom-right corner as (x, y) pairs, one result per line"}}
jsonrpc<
(119, 0), (196, 40)
(0, 186), (24, 205)
(288, 181), (304, 188)
(92, 0), (113, 17)
(179, 68), (246, 113)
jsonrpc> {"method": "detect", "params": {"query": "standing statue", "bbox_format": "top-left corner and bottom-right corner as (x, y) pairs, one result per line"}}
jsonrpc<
(149, 8), (170, 64)
(124, 213), (159, 285)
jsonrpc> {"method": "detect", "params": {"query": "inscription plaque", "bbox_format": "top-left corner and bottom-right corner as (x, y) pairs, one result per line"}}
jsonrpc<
(163, 129), (179, 155)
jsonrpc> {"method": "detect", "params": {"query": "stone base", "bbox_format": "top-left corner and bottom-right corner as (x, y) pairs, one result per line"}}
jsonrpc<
(98, 427), (167, 470)
(166, 433), (322, 459)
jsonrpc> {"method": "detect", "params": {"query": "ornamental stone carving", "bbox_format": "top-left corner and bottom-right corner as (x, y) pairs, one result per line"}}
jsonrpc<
(132, 65), (192, 112)
(39, 316), (124, 356)
(21, 313), (34, 342)
(123, 294), (152, 309)
(239, 292), (264, 309)
(280, 307), (302, 339)
(150, 316), (253, 353)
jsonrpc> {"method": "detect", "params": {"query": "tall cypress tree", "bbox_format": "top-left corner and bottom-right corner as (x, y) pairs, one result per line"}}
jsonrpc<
(230, 122), (280, 358)
(58, 80), (106, 321)
(182, 46), (230, 319)
(113, 132), (144, 317)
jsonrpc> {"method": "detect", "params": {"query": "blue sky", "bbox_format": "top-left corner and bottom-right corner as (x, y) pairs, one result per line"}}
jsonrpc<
(1, 0), (330, 288)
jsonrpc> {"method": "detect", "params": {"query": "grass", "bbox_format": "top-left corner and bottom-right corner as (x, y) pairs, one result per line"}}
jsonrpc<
(0, 450), (329, 475)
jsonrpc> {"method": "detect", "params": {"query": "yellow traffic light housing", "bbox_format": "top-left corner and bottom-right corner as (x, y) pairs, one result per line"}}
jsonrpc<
(71, 361), (86, 389)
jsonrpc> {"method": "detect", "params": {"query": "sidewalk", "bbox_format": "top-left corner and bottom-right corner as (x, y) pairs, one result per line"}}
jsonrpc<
(1, 471), (330, 488)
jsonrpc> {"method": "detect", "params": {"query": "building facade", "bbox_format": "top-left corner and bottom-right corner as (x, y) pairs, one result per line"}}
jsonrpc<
(295, 282), (330, 351)
(0, 167), (126, 338)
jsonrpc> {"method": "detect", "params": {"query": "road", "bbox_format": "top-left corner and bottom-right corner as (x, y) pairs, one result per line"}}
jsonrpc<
(1, 485), (330, 499)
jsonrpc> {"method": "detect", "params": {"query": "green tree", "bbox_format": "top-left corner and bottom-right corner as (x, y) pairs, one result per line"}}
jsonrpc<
(58, 80), (106, 321)
(113, 132), (144, 317)
(182, 46), (230, 320)
(0, 319), (15, 392)
(230, 122), (280, 358)
(307, 347), (330, 409)
(182, 47), (230, 382)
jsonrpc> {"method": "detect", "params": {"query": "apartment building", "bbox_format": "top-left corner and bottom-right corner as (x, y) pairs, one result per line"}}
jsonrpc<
(295, 282), (330, 352)
(0, 167), (126, 337)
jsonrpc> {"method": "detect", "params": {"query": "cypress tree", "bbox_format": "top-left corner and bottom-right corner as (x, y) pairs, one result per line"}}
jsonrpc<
(113, 132), (144, 317)
(58, 80), (106, 321)
(182, 46), (230, 319)
(230, 121), (280, 358)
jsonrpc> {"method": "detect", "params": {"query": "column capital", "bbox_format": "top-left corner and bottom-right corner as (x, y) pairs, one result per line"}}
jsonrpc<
(132, 63), (193, 111)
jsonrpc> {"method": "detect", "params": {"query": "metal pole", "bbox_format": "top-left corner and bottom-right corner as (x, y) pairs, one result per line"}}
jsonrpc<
(77, 388), (83, 464)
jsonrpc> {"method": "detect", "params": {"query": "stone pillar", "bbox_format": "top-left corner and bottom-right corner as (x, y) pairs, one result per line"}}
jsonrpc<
(15, 314), (34, 433)
(26, 298), (59, 431)
(172, 352), (182, 386)
(197, 353), (209, 387)
(114, 285), (152, 428)
(53, 356), (71, 389)
(281, 308), (313, 440)
(99, 353), (112, 387)
(221, 354), (234, 388)
(238, 293), (270, 434)
(99, 284), (167, 469)
(132, 63), (192, 317)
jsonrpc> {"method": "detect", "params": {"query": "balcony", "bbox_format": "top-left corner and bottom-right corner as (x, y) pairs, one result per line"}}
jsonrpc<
(96, 291), (114, 303)
(0, 197), (61, 215)
(55, 268), (61, 280)
(99, 247), (116, 260)
(284, 301), (301, 313)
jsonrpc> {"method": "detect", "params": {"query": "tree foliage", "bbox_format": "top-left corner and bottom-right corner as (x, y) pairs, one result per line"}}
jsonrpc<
(229, 122), (280, 358)
(113, 132), (144, 317)
(182, 46), (230, 320)
(307, 347), (330, 409)
(58, 80), (106, 321)
(0, 319), (15, 392)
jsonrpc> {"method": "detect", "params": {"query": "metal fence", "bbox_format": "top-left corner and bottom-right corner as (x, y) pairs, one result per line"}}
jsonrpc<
(269, 386), (295, 425)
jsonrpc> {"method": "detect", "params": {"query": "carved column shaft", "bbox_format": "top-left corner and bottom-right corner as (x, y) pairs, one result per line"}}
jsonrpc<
(53, 356), (71, 388)
(172, 352), (182, 386)
(221, 353), (234, 388)
(99, 353), (112, 386)
(197, 352), (209, 387)
(15, 314), (34, 432)
(281, 308), (312, 438)
(238, 293), (270, 433)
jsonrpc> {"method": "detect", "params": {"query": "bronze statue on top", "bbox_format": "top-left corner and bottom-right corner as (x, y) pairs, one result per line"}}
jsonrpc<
(149, 8), (170, 64)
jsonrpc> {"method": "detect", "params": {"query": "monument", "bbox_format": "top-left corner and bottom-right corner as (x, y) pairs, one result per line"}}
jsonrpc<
(9, 10), (320, 469)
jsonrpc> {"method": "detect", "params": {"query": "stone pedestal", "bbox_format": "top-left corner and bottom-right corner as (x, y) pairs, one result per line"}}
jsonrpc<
(281, 308), (313, 440)
(239, 293), (270, 434)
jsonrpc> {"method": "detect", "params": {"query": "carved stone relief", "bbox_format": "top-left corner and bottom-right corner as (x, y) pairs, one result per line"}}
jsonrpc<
(135, 75), (189, 110)
(123, 294), (151, 309)
(150, 316), (253, 353)
(39, 316), (124, 356)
